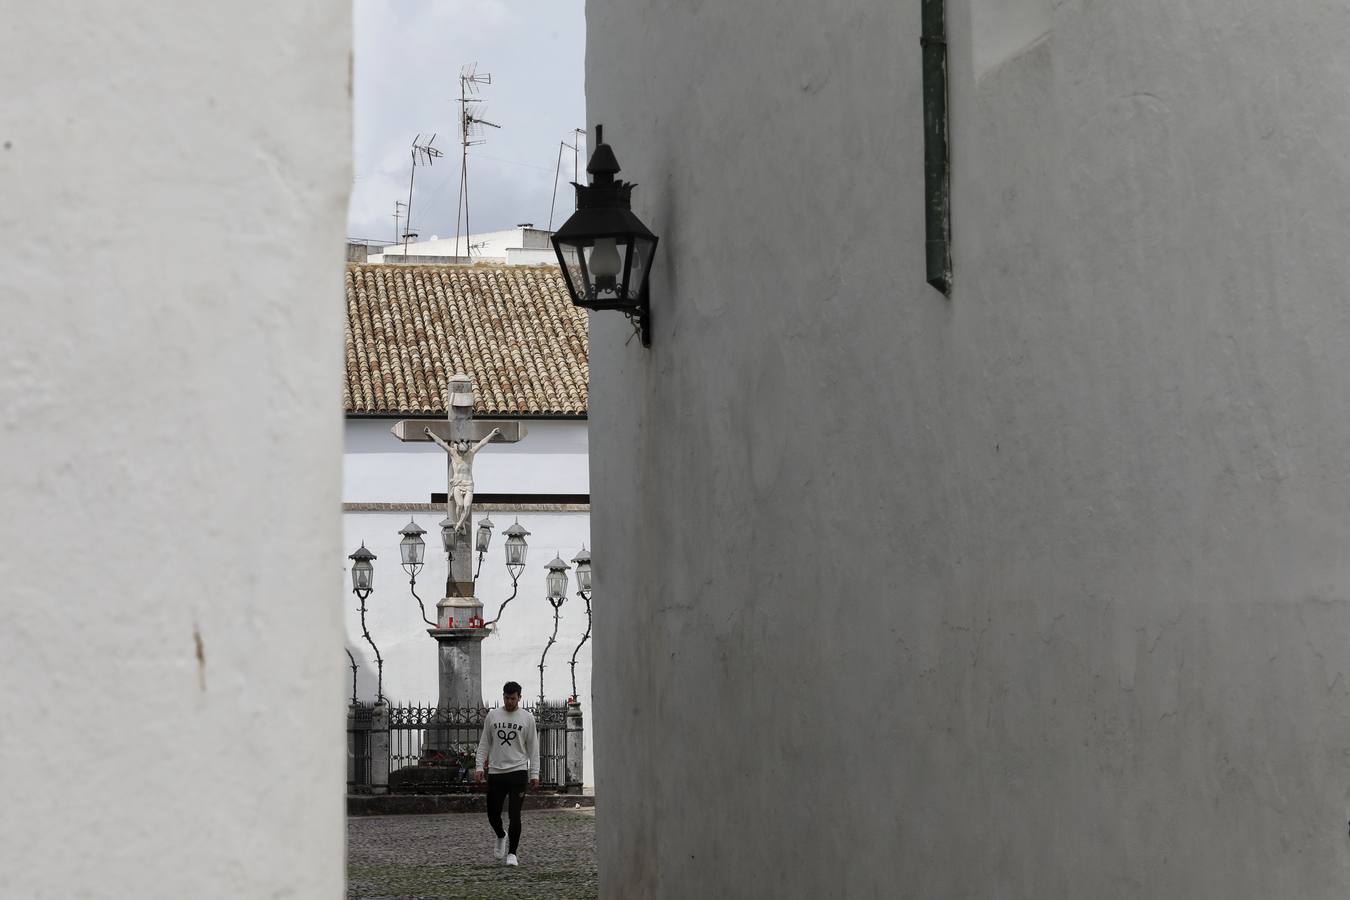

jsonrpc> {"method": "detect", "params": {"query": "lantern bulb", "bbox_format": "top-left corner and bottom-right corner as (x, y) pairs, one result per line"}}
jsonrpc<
(589, 238), (621, 278)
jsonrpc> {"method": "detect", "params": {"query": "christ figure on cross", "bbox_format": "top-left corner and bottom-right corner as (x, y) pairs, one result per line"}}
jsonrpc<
(425, 426), (501, 531)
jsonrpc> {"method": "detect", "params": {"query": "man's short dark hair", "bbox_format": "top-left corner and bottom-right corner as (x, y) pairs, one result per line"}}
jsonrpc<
(503, 681), (522, 696)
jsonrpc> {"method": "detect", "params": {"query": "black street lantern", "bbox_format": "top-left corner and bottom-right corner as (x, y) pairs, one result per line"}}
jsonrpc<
(399, 519), (427, 573)
(545, 553), (571, 607)
(571, 546), (592, 594)
(349, 543), (376, 598)
(551, 124), (659, 347)
(439, 516), (457, 555)
(503, 519), (530, 578)
(475, 515), (494, 554)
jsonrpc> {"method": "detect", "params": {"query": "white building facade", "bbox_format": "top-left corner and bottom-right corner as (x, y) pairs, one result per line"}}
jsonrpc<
(363, 225), (561, 266)
(585, 1), (1350, 897)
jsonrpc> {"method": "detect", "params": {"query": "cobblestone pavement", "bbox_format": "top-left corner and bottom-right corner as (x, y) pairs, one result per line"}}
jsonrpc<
(348, 809), (597, 900)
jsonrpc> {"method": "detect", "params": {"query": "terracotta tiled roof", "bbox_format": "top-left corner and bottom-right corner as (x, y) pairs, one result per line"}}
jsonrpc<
(344, 264), (589, 416)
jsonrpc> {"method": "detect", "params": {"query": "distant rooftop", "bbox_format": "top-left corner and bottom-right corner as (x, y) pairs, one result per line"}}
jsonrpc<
(352, 225), (561, 267)
(344, 263), (588, 417)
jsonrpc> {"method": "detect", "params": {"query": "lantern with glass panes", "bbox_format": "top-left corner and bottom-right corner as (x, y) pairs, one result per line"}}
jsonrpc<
(503, 520), (529, 578)
(349, 543), (376, 598)
(551, 125), (659, 347)
(398, 520), (435, 627)
(538, 553), (572, 703)
(347, 542), (384, 701)
(399, 520), (427, 575)
(438, 515), (457, 555)
(571, 546), (592, 596)
(545, 554), (570, 609)
(484, 519), (531, 628)
(473, 515), (494, 578)
(568, 546), (593, 702)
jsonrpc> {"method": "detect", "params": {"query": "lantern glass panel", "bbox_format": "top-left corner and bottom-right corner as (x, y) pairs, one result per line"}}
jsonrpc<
(547, 568), (568, 601)
(505, 537), (527, 567)
(352, 561), (373, 592)
(475, 521), (493, 554)
(576, 562), (592, 593)
(441, 525), (455, 553)
(558, 242), (589, 305)
(625, 236), (655, 301)
(400, 534), (425, 567)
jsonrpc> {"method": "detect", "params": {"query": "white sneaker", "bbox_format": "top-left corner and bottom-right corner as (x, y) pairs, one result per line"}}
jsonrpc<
(505, 853), (519, 867)
(494, 834), (508, 860)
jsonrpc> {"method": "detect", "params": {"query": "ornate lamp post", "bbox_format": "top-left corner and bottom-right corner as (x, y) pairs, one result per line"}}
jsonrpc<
(399, 520), (435, 627)
(345, 649), (359, 705)
(550, 124), (659, 347)
(538, 553), (571, 704)
(349, 542), (383, 702)
(487, 519), (530, 626)
(474, 515), (494, 578)
(568, 547), (592, 702)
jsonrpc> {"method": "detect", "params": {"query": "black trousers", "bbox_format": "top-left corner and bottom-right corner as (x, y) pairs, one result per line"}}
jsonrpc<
(486, 770), (528, 853)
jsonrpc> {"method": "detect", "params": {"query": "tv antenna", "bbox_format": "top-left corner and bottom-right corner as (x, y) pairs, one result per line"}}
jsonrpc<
(454, 63), (500, 257)
(403, 134), (443, 255)
(392, 200), (407, 247)
(548, 128), (588, 231)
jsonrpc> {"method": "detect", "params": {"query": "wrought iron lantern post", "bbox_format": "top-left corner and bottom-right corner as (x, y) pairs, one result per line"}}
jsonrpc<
(487, 519), (530, 627)
(551, 124), (659, 347)
(568, 546), (592, 701)
(348, 542), (383, 702)
(399, 519), (435, 627)
(474, 515), (494, 579)
(538, 553), (571, 704)
(345, 648), (359, 705)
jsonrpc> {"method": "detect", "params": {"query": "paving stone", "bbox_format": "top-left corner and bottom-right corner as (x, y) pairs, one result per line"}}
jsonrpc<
(348, 809), (597, 899)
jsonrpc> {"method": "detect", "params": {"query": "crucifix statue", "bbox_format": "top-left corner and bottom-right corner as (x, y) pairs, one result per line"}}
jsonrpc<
(390, 373), (527, 714)
(424, 425), (501, 533)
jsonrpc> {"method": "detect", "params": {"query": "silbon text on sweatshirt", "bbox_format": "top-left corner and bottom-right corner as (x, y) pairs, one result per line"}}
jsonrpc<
(475, 707), (539, 779)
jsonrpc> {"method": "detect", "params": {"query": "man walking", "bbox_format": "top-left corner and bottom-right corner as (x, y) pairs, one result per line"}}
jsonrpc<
(475, 681), (539, 866)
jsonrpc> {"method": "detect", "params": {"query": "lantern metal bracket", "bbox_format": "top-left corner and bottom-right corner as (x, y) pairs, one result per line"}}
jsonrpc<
(623, 282), (651, 347)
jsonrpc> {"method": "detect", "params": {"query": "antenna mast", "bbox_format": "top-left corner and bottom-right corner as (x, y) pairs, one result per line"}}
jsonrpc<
(454, 63), (500, 258)
(392, 200), (407, 247)
(404, 134), (443, 256)
(548, 129), (587, 232)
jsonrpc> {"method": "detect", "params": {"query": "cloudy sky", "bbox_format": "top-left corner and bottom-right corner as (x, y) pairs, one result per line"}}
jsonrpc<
(348, 0), (586, 245)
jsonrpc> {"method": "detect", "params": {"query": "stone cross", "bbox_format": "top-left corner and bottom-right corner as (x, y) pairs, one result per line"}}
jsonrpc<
(390, 373), (526, 605)
(390, 374), (527, 716)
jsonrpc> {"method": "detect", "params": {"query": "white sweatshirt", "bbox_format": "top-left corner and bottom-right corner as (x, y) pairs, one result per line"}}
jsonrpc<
(475, 707), (539, 779)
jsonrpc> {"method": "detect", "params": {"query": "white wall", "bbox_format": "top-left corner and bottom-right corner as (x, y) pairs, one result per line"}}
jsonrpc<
(343, 510), (594, 784)
(0, 5), (349, 898)
(345, 418), (589, 502)
(587, 0), (1350, 896)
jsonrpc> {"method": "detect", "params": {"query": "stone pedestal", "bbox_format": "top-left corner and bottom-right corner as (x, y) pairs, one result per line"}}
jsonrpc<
(424, 593), (490, 753)
(369, 700), (390, 795)
(565, 700), (584, 792)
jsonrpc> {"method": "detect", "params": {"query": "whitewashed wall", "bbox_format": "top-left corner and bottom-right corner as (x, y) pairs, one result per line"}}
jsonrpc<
(0, 4), (349, 898)
(345, 418), (589, 501)
(587, 0), (1350, 896)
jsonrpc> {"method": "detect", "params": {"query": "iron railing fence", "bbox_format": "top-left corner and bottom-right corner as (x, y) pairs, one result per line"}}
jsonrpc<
(366, 701), (570, 794)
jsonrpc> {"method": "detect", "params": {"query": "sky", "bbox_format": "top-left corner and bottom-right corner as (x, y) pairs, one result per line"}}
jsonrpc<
(348, 0), (587, 245)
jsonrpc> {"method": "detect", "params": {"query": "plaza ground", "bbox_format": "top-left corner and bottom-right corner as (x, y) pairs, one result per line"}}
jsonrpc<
(348, 809), (597, 899)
